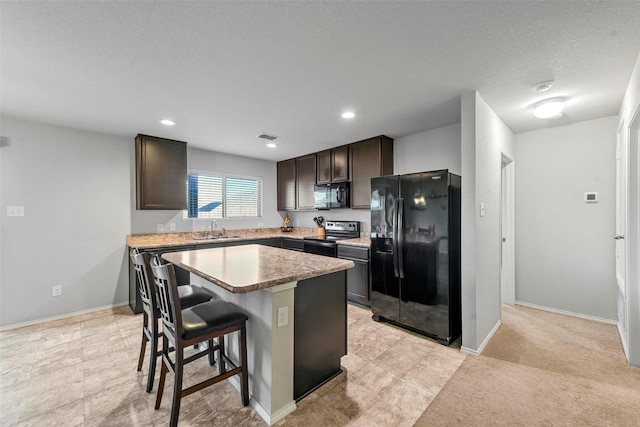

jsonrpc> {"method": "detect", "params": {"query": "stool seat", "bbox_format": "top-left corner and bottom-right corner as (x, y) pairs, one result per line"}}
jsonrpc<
(182, 300), (249, 340)
(177, 285), (214, 309)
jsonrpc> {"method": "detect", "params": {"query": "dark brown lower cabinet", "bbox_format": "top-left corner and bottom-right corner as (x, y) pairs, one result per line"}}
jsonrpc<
(337, 245), (371, 307)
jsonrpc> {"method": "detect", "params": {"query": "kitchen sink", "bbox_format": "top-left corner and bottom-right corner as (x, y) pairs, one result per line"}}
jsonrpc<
(192, 235), (242, 241)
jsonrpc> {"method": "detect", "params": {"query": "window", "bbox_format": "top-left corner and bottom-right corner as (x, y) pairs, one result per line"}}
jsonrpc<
(185, 172), (262, 219)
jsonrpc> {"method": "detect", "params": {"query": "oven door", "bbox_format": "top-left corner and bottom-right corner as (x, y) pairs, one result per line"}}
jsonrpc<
(303, 240), (337, 257)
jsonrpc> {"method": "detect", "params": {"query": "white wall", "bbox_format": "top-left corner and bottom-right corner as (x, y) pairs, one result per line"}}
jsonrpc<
(131, 146), (282, 234)
(0, 116), (132, 327)
(460, 91), (515, 354)
(0, 117), (282, 328)
(394, 123), (461, 176)
(514, 116), (618, 321)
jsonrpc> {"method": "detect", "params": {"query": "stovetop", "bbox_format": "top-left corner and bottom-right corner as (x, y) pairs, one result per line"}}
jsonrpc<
(303, 220), (360, 243)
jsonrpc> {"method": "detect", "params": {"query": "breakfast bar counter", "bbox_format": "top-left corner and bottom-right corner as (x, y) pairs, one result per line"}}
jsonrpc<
(162, 244), (354, 293)
(162, 245), (354, 426)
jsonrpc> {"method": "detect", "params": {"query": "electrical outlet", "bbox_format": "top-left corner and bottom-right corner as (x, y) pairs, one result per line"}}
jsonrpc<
(169, 223), (176, 231)
(277, 306), (289, 328)
(52, 285), (62, 297)
(156, 224), (164, 232)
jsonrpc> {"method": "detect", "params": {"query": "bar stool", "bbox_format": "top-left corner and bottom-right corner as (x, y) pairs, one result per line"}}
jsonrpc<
(130, 248), (214, 392)
(151, 257), (250, 427)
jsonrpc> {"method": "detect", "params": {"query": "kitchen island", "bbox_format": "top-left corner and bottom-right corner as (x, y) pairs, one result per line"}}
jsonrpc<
(162, 244), (354, 426)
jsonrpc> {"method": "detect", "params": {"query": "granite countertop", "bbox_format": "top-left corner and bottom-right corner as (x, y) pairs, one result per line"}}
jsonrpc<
(127, 227), (320, 250)
(162, 244), (354, 294)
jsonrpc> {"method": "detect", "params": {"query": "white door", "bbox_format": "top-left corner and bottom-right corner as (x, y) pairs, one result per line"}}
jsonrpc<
(615, 118), (629, 359)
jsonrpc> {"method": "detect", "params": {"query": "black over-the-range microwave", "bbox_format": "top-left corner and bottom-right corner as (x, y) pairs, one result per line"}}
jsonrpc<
(314, 182), (350, 210)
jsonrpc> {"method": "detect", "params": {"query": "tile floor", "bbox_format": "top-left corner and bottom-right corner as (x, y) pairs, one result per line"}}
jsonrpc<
(0, 303), (465, 426)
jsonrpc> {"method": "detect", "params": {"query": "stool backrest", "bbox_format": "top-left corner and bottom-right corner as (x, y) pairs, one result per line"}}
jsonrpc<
(130, 248), (157, 317)
(150, 257), (183, 343)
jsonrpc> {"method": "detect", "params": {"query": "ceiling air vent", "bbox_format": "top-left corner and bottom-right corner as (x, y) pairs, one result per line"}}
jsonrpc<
(257, 133), (278, 141)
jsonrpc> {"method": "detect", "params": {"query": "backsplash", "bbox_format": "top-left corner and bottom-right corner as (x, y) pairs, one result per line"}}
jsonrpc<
(284, 209), (371, 236)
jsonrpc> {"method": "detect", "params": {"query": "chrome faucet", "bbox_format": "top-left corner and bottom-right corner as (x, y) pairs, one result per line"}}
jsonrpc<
(211, 219), (217, 233)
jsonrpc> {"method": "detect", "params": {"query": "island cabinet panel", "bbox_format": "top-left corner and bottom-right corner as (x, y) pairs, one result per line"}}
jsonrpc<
(295, 153), (317, 210)
(277, 158), (296, 211)
(350, 135), (394, 209)
(135, 134), (187, 210)
(294, 271), (347, 400)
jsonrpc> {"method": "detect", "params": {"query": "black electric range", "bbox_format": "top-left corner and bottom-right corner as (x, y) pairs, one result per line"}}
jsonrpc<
(303, 221), (360, 257)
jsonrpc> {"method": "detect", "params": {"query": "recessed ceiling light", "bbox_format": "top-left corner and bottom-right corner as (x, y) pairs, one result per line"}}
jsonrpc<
(266, 142), (277, 148)
(533, 98), (565, 119)
(160, 119), (176, 126)
(532, 80), (554, 93)
(341, 111), (356, 119)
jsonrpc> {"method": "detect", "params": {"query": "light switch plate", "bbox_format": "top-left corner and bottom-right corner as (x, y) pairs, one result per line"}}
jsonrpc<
(7, 206), (25, 217)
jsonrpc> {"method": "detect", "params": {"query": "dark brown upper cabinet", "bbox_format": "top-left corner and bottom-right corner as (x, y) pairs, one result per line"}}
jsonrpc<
(316, 150), (332, 184)
(277, 158), (296, 211)
(316, 146), (349, 184)
(295, 154), (317, 210)
(331, 146), (349, 182)
(350, 136), (394, 209)
(135, 134), (187, 210)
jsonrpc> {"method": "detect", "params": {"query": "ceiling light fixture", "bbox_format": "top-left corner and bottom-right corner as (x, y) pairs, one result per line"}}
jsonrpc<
(533, 98), (565, 119)
(341, 111), (356, 119)
(160, 119), (176, 126)
(266, 143), (277, 148)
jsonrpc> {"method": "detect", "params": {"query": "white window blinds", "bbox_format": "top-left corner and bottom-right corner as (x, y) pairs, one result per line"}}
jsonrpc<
(185, 172), (262, 219)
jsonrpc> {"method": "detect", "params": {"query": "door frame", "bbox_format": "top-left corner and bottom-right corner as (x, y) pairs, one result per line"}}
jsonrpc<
(626, 98), (640, 367)
(500, 153), (515, 305)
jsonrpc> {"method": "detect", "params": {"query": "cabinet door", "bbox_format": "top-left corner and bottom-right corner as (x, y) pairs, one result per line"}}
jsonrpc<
(332, 146), (349, 182)
(135, 134), (187, 210)
(316, 150), (332, 184)
(350, 136), (393, 209)
(296, 154), (317, 210)
(277, 159), (296, 211)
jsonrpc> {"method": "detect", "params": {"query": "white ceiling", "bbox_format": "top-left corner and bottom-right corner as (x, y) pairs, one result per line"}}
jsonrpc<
(2, 1), (639, 161)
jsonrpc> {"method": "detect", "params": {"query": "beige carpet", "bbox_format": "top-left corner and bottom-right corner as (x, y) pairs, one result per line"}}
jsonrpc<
(415, 304), (640, 427)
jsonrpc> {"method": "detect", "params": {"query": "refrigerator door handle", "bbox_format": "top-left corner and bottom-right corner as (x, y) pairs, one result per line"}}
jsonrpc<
(397, 198), (405, 278)
(392, 198), (400, 278)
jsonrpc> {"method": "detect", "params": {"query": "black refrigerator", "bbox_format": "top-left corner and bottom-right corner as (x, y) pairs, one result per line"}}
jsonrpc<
(370, 169), (461, 344)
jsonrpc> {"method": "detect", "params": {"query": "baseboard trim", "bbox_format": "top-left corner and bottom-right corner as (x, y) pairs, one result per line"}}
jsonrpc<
(515, 301), (617, 325)
(227, 376), (296, 426)
(461, 318), (502, 356)
(0, 302), (130, 331)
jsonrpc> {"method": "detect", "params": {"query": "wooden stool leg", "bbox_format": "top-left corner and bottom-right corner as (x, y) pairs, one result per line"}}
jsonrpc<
(137, 313), (148, 372)
(218, 335), (226, 374)
(155, 357), (167, 410)
(170, 349), (184, 427)
(240, 323), (249, 406)
(146, 315), (159, 393)
(207, 339), (215, 366)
